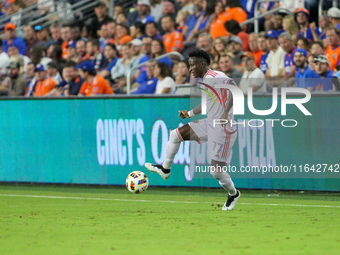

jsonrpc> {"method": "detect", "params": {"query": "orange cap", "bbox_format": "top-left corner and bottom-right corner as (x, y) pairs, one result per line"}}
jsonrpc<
(240, 51), (255, 59)
(5, 23), (16, 30)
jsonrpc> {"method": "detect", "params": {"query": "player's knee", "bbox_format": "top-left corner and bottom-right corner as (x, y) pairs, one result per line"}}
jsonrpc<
(169, 129), (182, 143)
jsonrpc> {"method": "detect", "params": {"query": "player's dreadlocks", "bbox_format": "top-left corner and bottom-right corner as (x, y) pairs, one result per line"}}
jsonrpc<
(189, 49), (211, 66)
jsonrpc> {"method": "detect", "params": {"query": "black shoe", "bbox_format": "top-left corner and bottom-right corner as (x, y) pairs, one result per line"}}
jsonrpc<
(145, 163), (171, 180)
(222, 190), (241, 211)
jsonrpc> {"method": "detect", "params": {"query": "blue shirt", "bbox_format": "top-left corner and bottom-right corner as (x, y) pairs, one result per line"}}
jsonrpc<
(106, 58), (119, 72)
(185, 12), (205, 39)
(296, 25), (321, 41)
(295, 64), (318, 89)
(137, 14), (155, 24)
(284, 48), (295, 75)
(2, 36), (26, 55)
(136, 56), (172, 84)
(314, 69), (334, 91)
(133, 77), (158, 94)
(260, 52), (269, 74)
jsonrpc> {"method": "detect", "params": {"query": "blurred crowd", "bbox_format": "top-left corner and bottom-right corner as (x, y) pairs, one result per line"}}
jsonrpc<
(0, 0), (340, 97)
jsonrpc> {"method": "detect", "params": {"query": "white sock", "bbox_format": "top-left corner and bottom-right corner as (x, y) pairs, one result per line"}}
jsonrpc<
(162, 129), (183, 169)
(211, 169), (237, 195)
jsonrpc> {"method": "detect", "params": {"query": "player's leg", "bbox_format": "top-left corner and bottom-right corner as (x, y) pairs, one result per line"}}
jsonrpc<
(210, 159), (240, 211)
(145, 124), (199, 180)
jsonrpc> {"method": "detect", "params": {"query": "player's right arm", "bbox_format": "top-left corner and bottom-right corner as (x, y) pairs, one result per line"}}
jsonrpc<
(178, 103), (201, 119)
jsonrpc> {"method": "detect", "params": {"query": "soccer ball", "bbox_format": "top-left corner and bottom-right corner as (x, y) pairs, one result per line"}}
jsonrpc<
(126, 171), (149, 193)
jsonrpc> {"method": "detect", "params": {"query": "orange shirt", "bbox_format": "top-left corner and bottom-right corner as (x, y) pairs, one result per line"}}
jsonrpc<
(252, 50), (263, 68)
(34, 77), (56, 96)
(79, 75), (113, 96)
(61, 40), (69, 59)
(324, 45), (340, 71)
(210, 7), (247, 39)
(163, 30), (184, 53)
(238, 31), (249, 51)
(109, 35), (133, 46)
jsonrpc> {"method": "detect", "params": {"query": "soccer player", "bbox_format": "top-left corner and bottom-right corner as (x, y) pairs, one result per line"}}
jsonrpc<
(145, 49), (241, 211)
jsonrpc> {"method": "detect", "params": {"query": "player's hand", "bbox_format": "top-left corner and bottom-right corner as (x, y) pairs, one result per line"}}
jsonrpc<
(178, 110), (190, 119)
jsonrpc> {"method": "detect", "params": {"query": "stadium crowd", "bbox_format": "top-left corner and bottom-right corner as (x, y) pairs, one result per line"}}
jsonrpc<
(0, 0), (340, 96)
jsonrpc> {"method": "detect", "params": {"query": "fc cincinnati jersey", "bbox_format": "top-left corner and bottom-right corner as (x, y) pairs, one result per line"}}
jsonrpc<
(200, 69), (237, 133)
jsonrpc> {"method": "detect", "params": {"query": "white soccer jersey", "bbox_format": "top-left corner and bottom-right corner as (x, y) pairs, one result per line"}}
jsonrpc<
(200, 69), (236, 133)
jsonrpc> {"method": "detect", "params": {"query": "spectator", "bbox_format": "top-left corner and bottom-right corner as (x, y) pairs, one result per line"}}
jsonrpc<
(176, 10), (189, 38)
(9, 0), (28, 27)
(0, 39), (10, 75)
(282, 15), (299, 44)
(293, 48), (317, 90)
(50, 23), (63, 45)
(210, 60), (221, 71)
(109, 23), (133, 46)
(318, 14), (331, 43)
(24, 25), (40, 58)
(130, 22), (146, 40)
(0, 61), (26, 96)
(99, 23), (111, 53)
(89, 1), (113, 38)
(99, 43), (118, 78)
(185, 0), (215, 41)
(278, 32), (296, 81)
(239, 52), (266, 94)
(47, 44), (67, 72)
(178, 0), (194, 14)
(224, 19), (249, 52)
(308, 53), (318, 71)
(25, 62), (36, 96)
(35, 26), (54, 48)
(2, 23), (26, 55)
(249, 33), (262, 68)
(158, 0), (177, 35)
(130, 39), (145, 82)
(110, 43), (136, 93)
(258, 32), (269, 74)
(310, 41), (324, 55)
(107, 21), (116, 39)
(137, 0), (155, 24)
(116, 12), (129, 25)
(296, 36), (310, 52)
(175, 60), (190, 84)
(196, 33), (213, 55)
(313, 55), (334, 92)
(161, 15), (184, 53)
(31, 45), (52, 69)
(61, 25), (72, 59)
(150, 39), (172, 67)
(327, 7), (340, 32)
(323, 27), (340, 71)
(219, 54), (242, 83)
(81, 25), (95, 41)
(259, 0), (277, 31)
(264, 30), (285, 80)
(7, 44), (30, 72)
(228, 36), (244, 67)
(70, 25), (83, 42)
(66, 41), (78, 62)
(150, 0), (164, 23)
(47, 61), (63, 85)
(113, 5), (125, 20)
(77, 61), (113, 96)
(132, 37), (154, 85)
(185, 0), (205, 40)
(34, 64), (56, 96)
(209, 0), (247, 40)
(154, 61), (176, 94)
(272, 11), (288, 35)
(76, 40), (90, 63)
(209, 0), (225, 39)
(145, 22), (163, 40)
(212, 37), (228, 61)
(133, 60), (158, 94)
(86, 39), (106, 71)
(295, 8), (321, 42)
(62, 61), (85, 96)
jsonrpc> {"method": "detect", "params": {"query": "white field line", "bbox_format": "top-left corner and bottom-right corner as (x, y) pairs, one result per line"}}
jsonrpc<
(0, 194), (340, 209)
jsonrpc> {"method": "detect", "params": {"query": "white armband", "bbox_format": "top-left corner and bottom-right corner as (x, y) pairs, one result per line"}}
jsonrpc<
(188, 110), (195, 118)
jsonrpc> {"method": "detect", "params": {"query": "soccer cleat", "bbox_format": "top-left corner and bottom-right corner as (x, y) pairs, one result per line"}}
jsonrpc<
(144, 163), (171, 180)
(222, 190), (241, 211)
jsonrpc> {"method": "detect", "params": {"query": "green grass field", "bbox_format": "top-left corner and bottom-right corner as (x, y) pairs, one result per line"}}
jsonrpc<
(0, 184), (339, 255)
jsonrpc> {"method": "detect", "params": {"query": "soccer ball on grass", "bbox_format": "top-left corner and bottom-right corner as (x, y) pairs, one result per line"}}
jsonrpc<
(126, 171), (149, 193)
